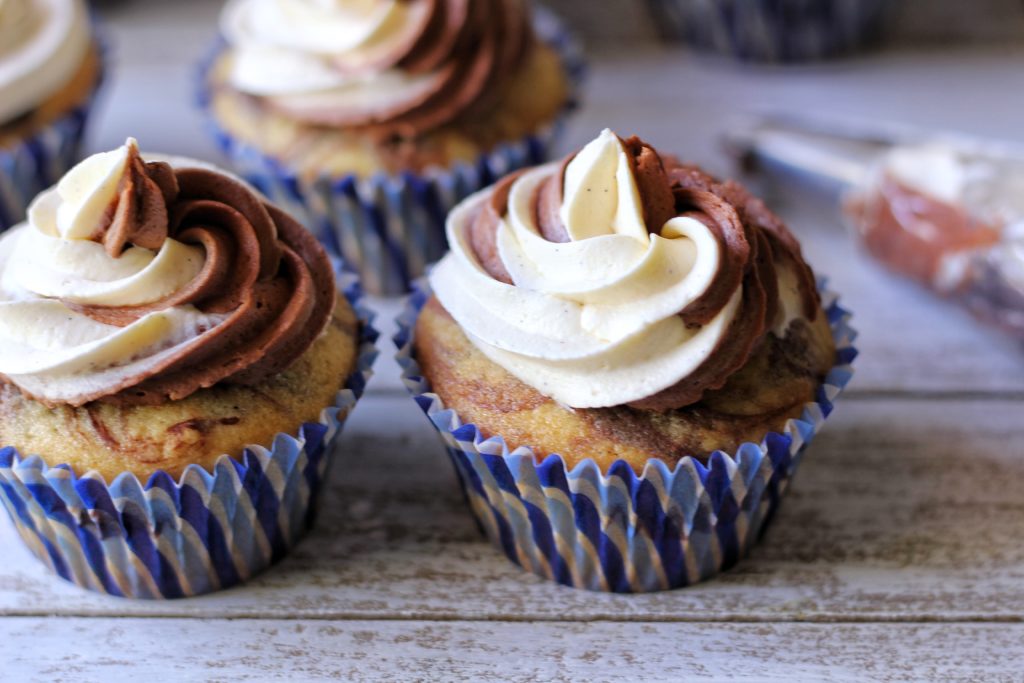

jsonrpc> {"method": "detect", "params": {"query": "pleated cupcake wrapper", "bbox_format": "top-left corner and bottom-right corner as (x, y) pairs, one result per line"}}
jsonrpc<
(0, 26), (108, 231)
(0, 269), (379, 599)
(648, 0), (886, 62)
(396, 280), (857, 592)
(197, 6), (586, 295)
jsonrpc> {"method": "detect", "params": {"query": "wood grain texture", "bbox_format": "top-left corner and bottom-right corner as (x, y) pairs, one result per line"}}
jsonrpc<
(6, 3), (1021, 679)
(4, 396), (1024, 623)
(4, 618), (1024, 683)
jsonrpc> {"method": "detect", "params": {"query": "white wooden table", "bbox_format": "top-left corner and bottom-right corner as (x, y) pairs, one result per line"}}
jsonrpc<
(4, 3), (1024, 681)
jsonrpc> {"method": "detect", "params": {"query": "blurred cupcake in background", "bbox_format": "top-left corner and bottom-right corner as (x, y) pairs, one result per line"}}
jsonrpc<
(397, 129), (856, 592)
(0, 139), (376, 598)
(0, 0), (105, 230)
(201, 0), (585, 295)
(648, 0), (886, 62)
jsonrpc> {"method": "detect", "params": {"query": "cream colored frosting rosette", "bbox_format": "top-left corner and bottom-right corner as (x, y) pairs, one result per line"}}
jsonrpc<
(0, 0), (91, 125)
(435, 130), (782, 408)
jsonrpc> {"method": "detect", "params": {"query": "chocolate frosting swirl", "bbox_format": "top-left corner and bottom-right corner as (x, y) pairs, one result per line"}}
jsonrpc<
(64, 146), (336, 406)
(461, 135), (819, 412)
(224, 0), (532, 139)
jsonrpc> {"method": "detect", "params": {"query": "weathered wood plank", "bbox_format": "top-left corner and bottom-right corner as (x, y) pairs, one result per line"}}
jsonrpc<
(2, 396), (1023, 621)
(4, 618), (1023, 682)
(16, 4), (1024, 679)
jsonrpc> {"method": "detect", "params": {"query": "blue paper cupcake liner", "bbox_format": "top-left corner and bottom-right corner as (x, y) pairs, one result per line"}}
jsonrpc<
(0, 31), (107, 231)
(648, 0), (886, 62)
(396, 280), (856, 592)
(197, 6), (586, 295)
(0, 269), (379, 599)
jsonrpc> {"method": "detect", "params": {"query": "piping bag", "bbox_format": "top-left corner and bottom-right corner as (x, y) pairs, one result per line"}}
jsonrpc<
(724, 113), (1024, 340)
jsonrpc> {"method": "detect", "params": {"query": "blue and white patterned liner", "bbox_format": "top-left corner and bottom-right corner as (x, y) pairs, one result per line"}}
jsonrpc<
(0, 32), (106, 231)
(648, 0), (886, 62)
(197, 7), (586, 295)
(396, 280), (856, 592)
(0, 270), (378, 599)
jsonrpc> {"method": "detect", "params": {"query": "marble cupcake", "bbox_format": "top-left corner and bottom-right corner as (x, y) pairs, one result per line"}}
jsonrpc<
(201, 0), (583, 294)
(398, 129), (855, 592)
(0, 0), (104, 229)
(0, 139), (376, 598)
(648, 0), (886, 62)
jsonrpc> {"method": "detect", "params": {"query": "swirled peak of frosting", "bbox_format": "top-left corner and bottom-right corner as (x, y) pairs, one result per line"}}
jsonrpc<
(0, 0), (91, 125)
(430, 129), (820, 411)
(220, 0), (531, 136)
(0, 138), (336, 407)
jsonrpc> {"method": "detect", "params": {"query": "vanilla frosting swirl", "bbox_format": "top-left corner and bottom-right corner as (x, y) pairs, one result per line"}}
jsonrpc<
(431, 130), (819, 411)
(0, 139), (336, 406)
(0, 0), (91, 126)
(220, 0), (530, 137)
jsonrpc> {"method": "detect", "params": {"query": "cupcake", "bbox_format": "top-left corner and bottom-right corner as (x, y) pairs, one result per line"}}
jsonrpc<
(0, 0), (104, 230)
(0, 139), (376, 598)
(397, 129), (855, 592)
(201, 0), (584, 294)
(648, 0), (886, 62)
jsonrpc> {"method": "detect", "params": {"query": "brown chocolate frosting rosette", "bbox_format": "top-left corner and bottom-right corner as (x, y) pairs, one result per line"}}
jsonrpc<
(220, 0), (533, 138)
(0, 139), (335, 407)
(430, 129), (821, 411)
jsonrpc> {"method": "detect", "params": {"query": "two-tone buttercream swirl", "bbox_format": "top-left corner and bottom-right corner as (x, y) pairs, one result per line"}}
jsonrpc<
(0, 0), (91, 126)
(220, 0), (531, 137)
(0, 139), (336, 406)
(430, 129), (820, 411)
